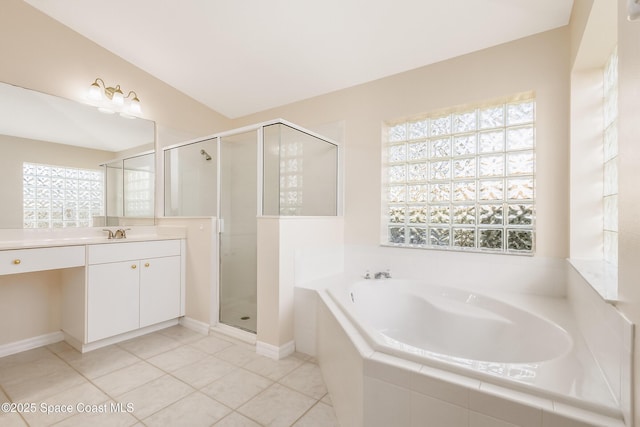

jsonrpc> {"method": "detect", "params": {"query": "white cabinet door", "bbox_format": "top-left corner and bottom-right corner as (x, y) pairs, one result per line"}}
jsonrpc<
(87, 261), (140, 342)
(139, 256), (181, 328)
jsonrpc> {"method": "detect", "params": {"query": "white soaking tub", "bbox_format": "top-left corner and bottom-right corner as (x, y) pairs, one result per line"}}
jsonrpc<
(318, 279), (625, 427)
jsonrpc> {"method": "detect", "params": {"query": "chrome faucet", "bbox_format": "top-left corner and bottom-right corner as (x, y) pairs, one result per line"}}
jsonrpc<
(374, 270), (392, 279)
(102, 229), (115, 239)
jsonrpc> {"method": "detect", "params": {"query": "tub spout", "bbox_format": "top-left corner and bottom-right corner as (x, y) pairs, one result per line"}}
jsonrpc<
(374, 270), (392, 279)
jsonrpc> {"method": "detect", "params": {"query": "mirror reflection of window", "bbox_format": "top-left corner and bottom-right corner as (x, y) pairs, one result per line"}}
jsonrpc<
(22, 162), (105, 228)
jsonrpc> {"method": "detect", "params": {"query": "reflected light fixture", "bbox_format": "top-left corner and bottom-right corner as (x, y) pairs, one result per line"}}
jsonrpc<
(87, 78), (142, 118)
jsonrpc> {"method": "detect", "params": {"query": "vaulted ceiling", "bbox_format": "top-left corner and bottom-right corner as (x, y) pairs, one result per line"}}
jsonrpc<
(25, 0), (574, 119)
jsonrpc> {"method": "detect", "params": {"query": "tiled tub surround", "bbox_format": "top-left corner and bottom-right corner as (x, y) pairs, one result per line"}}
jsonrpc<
(317, 281), (627, 427)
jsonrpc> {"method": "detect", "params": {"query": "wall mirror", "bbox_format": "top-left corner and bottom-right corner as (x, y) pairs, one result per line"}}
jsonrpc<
(0, 81), (156, 229)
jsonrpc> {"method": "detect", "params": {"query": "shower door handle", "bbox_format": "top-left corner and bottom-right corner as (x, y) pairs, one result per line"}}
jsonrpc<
(218, 218), (224, 234)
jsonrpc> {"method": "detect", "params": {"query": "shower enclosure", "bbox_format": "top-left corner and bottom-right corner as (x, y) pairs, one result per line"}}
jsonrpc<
(101, 151), (155, 226)
(163, 119), (339, 334)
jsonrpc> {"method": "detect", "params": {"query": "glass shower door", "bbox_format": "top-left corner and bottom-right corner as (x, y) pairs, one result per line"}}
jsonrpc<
(219, 130), (258, 333)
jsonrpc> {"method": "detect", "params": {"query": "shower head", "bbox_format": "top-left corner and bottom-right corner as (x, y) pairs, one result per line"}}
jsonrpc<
(200, 149), (212, 161)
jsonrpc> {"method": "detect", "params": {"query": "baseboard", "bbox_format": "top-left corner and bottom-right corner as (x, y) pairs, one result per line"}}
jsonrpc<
(256, 340), (295, 360)
(65, 319), (179, 353)
(179, 316), (210, 335)
(0, 331), (64, 358)
(210, 323), (256, 344)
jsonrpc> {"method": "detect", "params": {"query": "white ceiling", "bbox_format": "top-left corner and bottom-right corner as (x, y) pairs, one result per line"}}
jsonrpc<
(25, 0), (574, 119)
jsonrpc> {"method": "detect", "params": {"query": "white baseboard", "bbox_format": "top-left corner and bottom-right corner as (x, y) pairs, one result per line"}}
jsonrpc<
(210, 323), (256, 344)
(0, 331), (64, 358)
(256, 340), (295, 360)
(179, 316), (210, 335)
(64, 319), (179, 353)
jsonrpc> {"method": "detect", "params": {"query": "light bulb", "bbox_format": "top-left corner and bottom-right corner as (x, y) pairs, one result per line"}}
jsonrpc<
(129, 97), (142, 115)
(112, 88), (124, 106)
(88, 82), (103, 101)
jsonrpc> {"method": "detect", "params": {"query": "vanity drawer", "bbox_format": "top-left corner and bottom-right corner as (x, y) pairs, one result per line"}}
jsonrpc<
(0, 246), (85, 275)
(87, 240), (181, 265)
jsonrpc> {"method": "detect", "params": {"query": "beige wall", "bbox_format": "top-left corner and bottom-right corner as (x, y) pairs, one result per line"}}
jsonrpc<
(233, 28), (571, 259)
(0, 0), (231, 346)
(0, 0), (232, 141)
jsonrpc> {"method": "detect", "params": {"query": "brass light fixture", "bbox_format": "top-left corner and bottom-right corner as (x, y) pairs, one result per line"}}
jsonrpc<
(87, 78), (142, 118)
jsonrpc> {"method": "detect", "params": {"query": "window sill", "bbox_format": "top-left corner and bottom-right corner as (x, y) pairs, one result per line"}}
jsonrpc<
(568, 258), (618, 303)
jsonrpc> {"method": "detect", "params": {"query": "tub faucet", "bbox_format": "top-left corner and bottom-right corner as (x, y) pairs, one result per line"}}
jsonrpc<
(374, 270), (392, 279)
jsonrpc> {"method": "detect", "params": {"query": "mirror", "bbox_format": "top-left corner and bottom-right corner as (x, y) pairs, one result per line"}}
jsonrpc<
(0, 81), (156, 229)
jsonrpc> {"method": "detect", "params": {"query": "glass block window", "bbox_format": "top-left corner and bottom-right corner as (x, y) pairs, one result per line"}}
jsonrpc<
(23, 162), (104, 228)
(603, 48), (618, 266)
(383, 95), (535, 253)
(279, 141), (304, 215)
(124, 169), (154, 217)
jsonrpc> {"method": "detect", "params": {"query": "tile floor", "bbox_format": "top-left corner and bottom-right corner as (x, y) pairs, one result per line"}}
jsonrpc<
(0, 326), (339, 426)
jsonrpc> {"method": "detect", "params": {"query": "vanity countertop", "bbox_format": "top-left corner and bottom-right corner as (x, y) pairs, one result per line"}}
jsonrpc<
(0, 227), (187, 251)
(0, 234), (184, 251)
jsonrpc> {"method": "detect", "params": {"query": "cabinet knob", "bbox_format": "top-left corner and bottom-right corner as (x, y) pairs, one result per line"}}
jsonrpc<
(13, 259), (21, 265)
(144, 263), (150, 267)
(131, 264), (137, 269)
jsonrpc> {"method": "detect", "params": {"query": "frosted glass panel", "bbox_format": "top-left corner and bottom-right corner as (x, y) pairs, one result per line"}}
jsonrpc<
(263, 124), (338, 216)
(164, 138), (217, 216)
(220, 130), (258, 333)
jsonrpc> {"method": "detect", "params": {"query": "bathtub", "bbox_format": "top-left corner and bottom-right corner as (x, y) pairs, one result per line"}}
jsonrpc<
(318, 278), (625, 426)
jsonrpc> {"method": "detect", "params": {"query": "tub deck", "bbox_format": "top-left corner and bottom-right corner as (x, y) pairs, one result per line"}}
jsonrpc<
(317, 278), (625, 427)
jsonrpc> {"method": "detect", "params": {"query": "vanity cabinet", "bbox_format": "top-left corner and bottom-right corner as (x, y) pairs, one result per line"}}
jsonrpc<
(0, 246), (85, 275)
(86, 240), (182, 343)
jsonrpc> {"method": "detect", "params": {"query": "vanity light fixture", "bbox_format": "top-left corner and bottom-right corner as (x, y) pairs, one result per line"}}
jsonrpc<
(87, 78), (142, 118)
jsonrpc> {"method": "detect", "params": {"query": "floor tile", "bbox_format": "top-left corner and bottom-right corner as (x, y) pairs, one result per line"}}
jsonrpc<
(321, 393), (332, 406)
(243, 354), (304, 381)
(237, 383), (316, 427)
(0, 349), (67, 384)
(3, 365), (87, 403)
(171, 355), (237, 389)
(214, 411), (261, 427)
(157, 325), (206, 344)
(214, 345), (261, 367)
(143, 392), (231, 427)
(46, 340), (76, 355)
(116, 374), (194, 419)
(20, 382), (107, 427)
(0, 327), (339, 426)
(189, 335), (235, 355)
(293, 401), (339, 427)
(58, 345), (141, 379)
(117, 332), (181, 359)
(201, 369), (272, 409)
(52, 401), (138, 427)
(279, 362), (327, 399)
(92, 360), (164, 397)
(0, 411), (28, 427)
(0, 347), (53, 372)
(146, 345), (208, 372)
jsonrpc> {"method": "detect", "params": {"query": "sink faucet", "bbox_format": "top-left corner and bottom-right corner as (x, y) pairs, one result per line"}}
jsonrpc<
(114, 228), (129, 239)
(102, 229), (115, 239)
